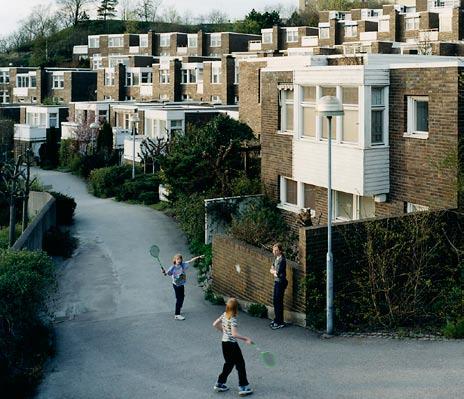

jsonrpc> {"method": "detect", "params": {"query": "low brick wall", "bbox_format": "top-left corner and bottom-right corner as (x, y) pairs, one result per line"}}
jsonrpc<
(212, 235), (306, 326)
(13, 191), (56, 251)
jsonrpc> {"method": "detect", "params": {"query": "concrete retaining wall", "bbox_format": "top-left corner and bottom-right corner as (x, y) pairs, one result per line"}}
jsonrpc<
(12, 191), (56, 251)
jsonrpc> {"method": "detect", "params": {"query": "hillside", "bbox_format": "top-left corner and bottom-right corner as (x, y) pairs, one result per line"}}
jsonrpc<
(0, 19), (236, 68)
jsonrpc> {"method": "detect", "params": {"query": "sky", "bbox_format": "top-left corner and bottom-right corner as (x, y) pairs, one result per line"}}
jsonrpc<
(0, 0), (298, 37)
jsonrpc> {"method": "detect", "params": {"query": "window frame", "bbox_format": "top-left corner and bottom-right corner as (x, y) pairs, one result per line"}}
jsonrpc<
(210, 33), (222, 47)
(160, 33), (171, 47)
(108, 35), (124, 48)
(286, 29), (299, 43)
(159, 69), (169, 84)
(406, 96), (429, 138)
(52, 75), (64, 89)
(279, 89), (294, 134)
(211, 65), (221, 84)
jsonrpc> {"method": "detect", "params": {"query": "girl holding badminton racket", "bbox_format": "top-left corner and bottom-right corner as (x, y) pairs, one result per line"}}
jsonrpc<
(164, 253), (203, 320)
(212, 298), (254, 396)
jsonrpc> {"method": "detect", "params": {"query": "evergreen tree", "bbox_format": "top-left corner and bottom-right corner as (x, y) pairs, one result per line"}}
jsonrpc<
(97, 0), (118, 21)
(96, 122), (113, 155)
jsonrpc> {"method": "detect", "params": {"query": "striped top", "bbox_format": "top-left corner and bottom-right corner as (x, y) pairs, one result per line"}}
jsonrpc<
(221, 313), (238, 343)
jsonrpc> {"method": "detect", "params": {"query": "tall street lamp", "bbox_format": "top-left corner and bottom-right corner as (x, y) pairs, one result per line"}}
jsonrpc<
(316, 95), (344, 336)
(130, 113), (140, 179)
(89, 121), (100, 154)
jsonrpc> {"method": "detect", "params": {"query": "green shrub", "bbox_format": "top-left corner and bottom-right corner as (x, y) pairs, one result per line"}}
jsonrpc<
(43, 227), (78, 258)
(0, 249), (55, 396)
(230, 173), (262, 196)
(172, 193), (207, 247)
(443, 319), (464, 339)
(229, 197), (297, 258)
(59, 139), (77, 169)
(247, 303), (268, 318)
(0, 225), (22, 249)
(204, 287), (225, 305)
(195, 244), (212, 284)
(89, 165), (132, 198)
(115, 173), (159, 204)
(49, 191), (77, 225)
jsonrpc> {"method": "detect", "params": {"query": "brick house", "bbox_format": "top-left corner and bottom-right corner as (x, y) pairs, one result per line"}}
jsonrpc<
(239, 53), (463, 228)
(6, 67), (97, 105)
(77, 31), (259, 69)
(98, 55), (239, 104)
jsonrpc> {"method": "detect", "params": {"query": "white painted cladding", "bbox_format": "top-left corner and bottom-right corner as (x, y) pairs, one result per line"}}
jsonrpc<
(294, 66), (389, 86)
(292, 140), (389, 196)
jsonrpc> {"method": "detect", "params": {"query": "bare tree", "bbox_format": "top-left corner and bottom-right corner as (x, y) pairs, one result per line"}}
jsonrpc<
(138, 136), (170, 174)
(135, 0), (162, 22)
(57, 0), (95, 27)
(160, 5), (181, 24)
(119, 0), (135, 21)
(20, 5), (60, 40)
(206, 9), (229, 24)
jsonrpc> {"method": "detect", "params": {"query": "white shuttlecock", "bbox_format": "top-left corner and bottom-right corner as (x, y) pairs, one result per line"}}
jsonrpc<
(235, 264), (241, 273)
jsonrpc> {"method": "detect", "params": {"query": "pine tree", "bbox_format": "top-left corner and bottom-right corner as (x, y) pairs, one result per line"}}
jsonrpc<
(97, 0), (118, 21)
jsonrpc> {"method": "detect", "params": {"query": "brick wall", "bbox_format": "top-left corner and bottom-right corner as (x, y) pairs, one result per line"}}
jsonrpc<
(238, 60), (267, 135)
(212, 235), (307, 321)
(387, 66), (461, 210)
(260, 71), (293, 202)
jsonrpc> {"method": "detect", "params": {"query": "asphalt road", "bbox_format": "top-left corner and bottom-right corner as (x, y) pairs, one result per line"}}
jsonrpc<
(34, 169), (464, 399)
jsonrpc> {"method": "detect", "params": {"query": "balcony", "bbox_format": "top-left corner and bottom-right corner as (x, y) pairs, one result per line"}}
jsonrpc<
(140, 85), (152, 97)
(177, 47), (188, 55)
(61, 122), (79, 140)
(359, 31), (378, 41)
(248, 41), (262, 51)
(419, 29), (439, 42)
(113, 127), (131, 149)
(427, 0), (460, 10)
(301, 36), (319, 47)
(293, 140), (389, 197)
(123, 135), (144, 162)
(14, 124), (46, 141)
(73, 45), (88, 55)
(13, 87), (29, 97)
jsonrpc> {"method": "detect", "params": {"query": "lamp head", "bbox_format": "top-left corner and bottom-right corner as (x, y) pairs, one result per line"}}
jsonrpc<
(130, 113), (140, 124)
(316, 96), (344, 117)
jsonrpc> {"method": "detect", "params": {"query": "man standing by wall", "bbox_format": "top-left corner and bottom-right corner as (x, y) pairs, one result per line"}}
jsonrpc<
(270, 243), (287, 330)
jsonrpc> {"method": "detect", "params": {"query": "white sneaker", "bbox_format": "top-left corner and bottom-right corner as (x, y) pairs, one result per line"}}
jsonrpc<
(174, 315), (185, 320)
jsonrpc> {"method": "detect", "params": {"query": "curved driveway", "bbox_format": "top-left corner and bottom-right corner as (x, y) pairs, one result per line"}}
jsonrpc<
(35, 169), (464, 399)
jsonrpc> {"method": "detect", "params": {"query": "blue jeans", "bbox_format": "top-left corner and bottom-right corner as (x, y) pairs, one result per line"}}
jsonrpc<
(273, 280), (287, 325)
(173, 284), (185, 315)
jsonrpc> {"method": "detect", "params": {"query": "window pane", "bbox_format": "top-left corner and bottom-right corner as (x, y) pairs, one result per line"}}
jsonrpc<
(416, 100), (428, 132)
(303, 106), (315, 137)
(286, 179), (297, 205)
(321, 86), (336, 97)
(371, 110), (383, 144)
(321, 116), (336, 139)
(336, 191), (353, 220)
(359, 196), (375, 219)
(286, 90), (294, 100)
(343, 110), (358, 142)
(304, 184), (315, 209)
(303, 86), (316, 102)
(342, 87), (358, 105)
(372, 87), (383, 105)
(286, 104), (294, 131)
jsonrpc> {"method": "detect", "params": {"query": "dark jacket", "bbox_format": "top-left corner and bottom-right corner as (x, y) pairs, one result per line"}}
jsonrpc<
(273, 255), (287, 283)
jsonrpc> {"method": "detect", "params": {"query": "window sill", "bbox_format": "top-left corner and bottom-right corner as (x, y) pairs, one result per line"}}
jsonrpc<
(277, 130), (294, 136)
(277, 203), (300, 214)
(403, 132), (429, 140)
